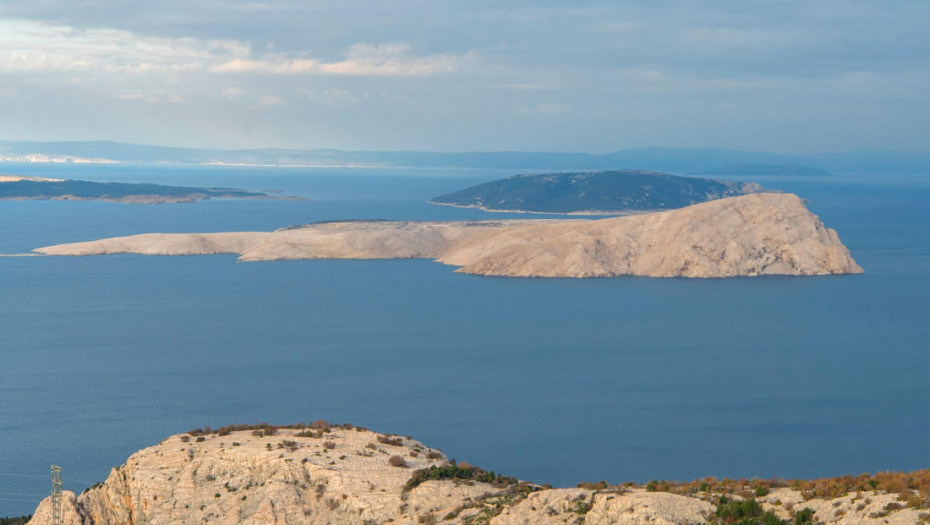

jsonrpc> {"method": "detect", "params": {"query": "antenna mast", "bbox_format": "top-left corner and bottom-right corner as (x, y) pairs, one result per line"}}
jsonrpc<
(50, 465), (62, 525)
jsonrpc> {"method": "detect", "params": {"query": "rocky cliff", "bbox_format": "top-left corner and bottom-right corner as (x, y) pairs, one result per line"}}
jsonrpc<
(34, 193), (863, 278)
(26, 424), (926, 525)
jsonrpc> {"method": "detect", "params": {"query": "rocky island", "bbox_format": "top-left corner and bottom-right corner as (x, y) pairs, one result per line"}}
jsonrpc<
(429, 170), (763, 214)
(33, 193), (863, 278)
(0, 175), (277, 203)
(24, 423), (929, 525)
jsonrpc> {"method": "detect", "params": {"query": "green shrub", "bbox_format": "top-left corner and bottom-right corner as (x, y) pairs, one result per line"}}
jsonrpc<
(404, 463), (520, 491)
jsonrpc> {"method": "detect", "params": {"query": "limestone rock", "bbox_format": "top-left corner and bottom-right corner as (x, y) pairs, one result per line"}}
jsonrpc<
(34, 193), (863, 278)
(585, 491), (714, 525)
(25, 426), (925, 525)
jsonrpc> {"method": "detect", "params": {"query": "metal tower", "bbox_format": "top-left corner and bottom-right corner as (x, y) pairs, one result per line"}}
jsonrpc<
(50, 465), (62, 525)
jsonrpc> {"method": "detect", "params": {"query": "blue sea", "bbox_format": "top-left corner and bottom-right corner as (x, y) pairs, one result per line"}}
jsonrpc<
(1, 164), (928, 516)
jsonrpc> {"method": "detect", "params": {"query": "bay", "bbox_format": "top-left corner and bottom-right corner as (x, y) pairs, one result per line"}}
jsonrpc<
(1, 164), (928, 516)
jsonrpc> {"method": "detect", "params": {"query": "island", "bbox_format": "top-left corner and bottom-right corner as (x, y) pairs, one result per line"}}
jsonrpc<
(23, 422), (929, 525)
(429, 170), (764, 214)
(0, 175), (278, 203)
(689, 164), (831, 177)
(33, 193), (863, 278)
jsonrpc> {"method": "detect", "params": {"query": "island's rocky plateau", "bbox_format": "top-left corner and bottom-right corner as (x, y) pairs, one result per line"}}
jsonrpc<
(26, 424), (928, 525)
(34, 193), (863, 278)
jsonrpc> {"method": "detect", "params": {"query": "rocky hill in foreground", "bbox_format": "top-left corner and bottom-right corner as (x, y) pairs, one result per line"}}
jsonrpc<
(34, 193), (862, 278)
(430, 170), (763, 214)
(26, 423), (928, 525)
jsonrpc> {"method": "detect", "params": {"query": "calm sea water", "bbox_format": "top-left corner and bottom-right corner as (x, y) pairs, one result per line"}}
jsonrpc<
(1, 164), (928, 516)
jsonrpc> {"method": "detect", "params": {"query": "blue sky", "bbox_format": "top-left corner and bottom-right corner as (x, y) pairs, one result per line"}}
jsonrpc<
(1, 1), (928, 153)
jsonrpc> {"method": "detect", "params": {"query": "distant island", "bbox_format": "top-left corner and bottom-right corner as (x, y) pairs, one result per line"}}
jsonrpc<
(0, 175), (279, 203)
(690, 164), (830, 177)
(23, 422), (928, 525)
(429, 170), (764, 214)
(3, 140), (930, 173)
(34, 193), (863, 278)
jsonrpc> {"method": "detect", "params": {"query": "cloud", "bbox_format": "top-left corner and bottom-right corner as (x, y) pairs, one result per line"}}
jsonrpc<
(519, 103), (571, 116)
(114, 90), (184, 103)
(211, 43), (472, 76)
(0, 19), (232, 75)
(0, 19), (470, 82)
(252, 95), (286, 109)
(221, 87), (243, 100)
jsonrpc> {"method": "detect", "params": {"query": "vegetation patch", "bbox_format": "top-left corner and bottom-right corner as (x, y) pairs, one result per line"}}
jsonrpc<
(0, 516), (31, 525)
(405, 461), (523, 492)
(575, 469), (930, 508)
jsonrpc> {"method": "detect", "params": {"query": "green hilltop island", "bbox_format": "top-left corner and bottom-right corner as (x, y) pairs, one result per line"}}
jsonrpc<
(429, 169), (764, 214)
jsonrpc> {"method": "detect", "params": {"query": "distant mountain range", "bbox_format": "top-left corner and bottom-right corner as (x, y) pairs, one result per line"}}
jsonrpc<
(1, 140), (929, 173)
(689, 164), (830, 177)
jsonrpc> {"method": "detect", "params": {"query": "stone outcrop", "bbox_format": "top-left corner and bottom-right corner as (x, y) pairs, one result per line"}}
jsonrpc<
(34, 193), (863, 278)
(25, 425), (925, 525)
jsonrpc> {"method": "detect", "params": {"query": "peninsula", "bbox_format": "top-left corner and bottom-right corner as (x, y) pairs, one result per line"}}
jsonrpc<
(24, 423), (929, 525)
(0, 176), (277, 203)
(34, 193), (863, 278)
(690, 164), (831, 177)
(429, 170), (763, 214)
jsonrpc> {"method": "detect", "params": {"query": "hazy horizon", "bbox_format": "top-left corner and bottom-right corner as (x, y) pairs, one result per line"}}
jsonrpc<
(2, 1), (929, 154)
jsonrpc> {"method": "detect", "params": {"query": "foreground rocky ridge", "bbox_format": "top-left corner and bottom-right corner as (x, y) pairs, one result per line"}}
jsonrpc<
(27, 424), (927, 525)
(34, 193), (863, 278)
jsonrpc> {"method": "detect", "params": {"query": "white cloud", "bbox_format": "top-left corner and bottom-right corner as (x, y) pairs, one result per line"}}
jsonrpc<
(114, 89), (184, 104)
(0, 19), (470, 82)
(322, 87), (361, 103)
(519, 103), (571, 115)
(253, 95), (286, 109)
(211, 43), (473, 76)
(221, 87), (243, 100)
(0, 19), (231, 75)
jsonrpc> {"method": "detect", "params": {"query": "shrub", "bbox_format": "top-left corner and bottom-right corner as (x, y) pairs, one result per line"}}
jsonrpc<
(389, 455), (408, 468)
(378, 435), (404, 446)
(323, 441), (337, 450)
(0, 516), (32, 525)
(278, 440), (299, 452)
(404, 463), (521, 491)
(716, 496), (762, 520)
(577, 480), (609, 490)
(794, 508), (816, 525)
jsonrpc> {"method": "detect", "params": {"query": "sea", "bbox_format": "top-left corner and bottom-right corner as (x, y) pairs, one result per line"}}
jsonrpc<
(0, 164), (928, 516)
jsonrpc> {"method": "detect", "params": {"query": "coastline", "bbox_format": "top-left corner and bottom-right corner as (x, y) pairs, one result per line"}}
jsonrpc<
(427, 199), (652, 216)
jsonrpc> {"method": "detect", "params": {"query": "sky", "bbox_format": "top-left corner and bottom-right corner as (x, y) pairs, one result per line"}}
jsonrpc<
(1, 0), (928, 153)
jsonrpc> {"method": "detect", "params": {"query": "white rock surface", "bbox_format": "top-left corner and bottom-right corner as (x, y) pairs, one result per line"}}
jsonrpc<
(25, 427), (925, 525)
(34, 193), (863, 278)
